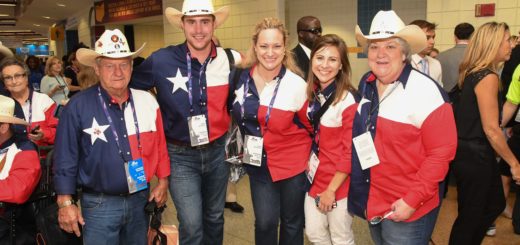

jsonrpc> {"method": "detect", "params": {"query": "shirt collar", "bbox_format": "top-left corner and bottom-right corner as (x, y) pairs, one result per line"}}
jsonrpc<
(319, 81), (336, 98)
(98, 84), (130, 105)
(299, 43), (311, 58)
(183, 41), (218, 60)
(0, 136), (16, 151)
(249, 65), (287, 81)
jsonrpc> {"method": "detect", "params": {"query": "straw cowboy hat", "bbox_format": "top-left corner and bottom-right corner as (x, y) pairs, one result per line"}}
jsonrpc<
(0, 95), (28, 126)
(165, 0), (230, 29)
(76, 29), (145, 67)
(355, 10), (426, 54)
(0, 41), (13, 60)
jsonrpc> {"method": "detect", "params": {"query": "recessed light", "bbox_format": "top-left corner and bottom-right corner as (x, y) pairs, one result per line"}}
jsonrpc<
(57, 3), (65, 7)
(33, 24), (40, 27)
(0, 4), (16, 7)
(42, 16), (51, 19)
(0, 14), (9, 17)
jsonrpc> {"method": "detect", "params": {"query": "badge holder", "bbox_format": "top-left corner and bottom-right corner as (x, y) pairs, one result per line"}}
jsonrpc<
(188, 115), (210, 146)
(306, 151), (320, 183)
(125, 158), (147, 193)
(352, 132), (380, 170)
(243, 135), (263, 167)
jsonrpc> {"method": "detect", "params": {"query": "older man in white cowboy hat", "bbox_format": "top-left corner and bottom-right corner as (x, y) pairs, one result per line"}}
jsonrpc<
(130, 0), (241, 244)
(0, 94), (41, 242)
(0, 42), (13, 63)
(53, 29), (170, 244)
(349, 10), (456, 245)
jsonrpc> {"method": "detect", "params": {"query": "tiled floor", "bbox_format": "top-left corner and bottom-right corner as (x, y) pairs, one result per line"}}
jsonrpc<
(161, 177), (520, 245)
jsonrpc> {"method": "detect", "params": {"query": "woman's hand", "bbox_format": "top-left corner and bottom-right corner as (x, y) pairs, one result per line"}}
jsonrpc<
(317, 189), (336, 212)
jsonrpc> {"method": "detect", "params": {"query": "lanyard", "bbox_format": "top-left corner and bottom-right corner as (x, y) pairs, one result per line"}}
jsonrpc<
(97, 86), (142, 159)
(364, 81), (400, 132)
(264, 77), (282, 128)
(241, 76), (251, 119)
(186, 52), (210, 115)
(53, 76), (67, 97)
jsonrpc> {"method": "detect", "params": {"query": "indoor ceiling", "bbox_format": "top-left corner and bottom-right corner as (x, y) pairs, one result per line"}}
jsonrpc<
(0, 0), (94, 47)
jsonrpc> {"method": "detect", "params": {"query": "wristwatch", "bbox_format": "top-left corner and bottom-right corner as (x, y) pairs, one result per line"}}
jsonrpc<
(58, 199), (76, 209)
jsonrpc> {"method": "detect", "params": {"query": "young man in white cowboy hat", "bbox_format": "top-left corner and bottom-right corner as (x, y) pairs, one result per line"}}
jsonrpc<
(0, 94), (41, 242)
(0, 42), (13, 63)
(53, 29), (170, 244)
(130, 0), (241, 244)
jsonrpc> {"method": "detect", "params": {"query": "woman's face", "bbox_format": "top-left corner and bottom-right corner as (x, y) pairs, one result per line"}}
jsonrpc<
(367, 38), (406, 84)
(254, 28), (285, 73)
(495, 31), (512, 63)
(311, 45), (341, 88)
(51, 60), (62, 74)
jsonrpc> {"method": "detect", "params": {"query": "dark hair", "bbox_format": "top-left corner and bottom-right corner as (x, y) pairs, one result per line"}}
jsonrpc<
(454, 22), (475, 40)
(410, 20), (437, 31)
(1, 57), (30, 76)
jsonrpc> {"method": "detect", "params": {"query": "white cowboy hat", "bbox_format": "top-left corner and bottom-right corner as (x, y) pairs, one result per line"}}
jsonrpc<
(165, 0), (230, 29)
(355, 10), (426, 54)
(0, 95), (28, 126)
(76, 29), (146, 67)
(0, 41), (13, 60)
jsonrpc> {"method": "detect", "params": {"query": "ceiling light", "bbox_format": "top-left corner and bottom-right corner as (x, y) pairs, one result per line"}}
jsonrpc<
(0, 0), (16, 6)
(0, 4), (16, 7)
(0, 14), (9, 17)
(57, 3), (65, 7)
(42, 16), (51, 19)
(0, 30), (31, 33)
(33, 24), (40, 26)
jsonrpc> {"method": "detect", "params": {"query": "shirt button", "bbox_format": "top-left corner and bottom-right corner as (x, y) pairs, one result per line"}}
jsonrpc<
(366, 179), (369, 183)
(121, 117), (124, 121)
(256, 127), (260, 130)
(242, 123), (245, 126)
(371, 126), (375, 130)
(127, 152), (130, 155)
(263, 154), (266, 157)
(202, 86), (206, 90)
(124, 135), (127, 138)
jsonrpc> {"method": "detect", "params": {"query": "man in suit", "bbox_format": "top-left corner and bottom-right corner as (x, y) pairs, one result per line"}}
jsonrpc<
(410, 20), (443, 87)
(292, 16), (322, 79)
(437, 22), (474, 97)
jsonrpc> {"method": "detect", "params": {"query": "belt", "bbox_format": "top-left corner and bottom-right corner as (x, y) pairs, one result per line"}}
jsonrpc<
(82, 187), (133, 197)
(167, 136), (222, 150)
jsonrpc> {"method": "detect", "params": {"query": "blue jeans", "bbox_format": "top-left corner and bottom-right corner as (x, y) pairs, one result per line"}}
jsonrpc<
(249, 172), (307, 245)
(81, 190), (149, 245)
(369, 207), (437, 245)
(167, 136), (229, 245)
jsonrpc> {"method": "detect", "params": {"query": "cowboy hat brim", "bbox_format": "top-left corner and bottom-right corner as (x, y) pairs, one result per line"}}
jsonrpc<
(76, 42), (146, 67)
(165, 6), (229, 29)
(355, 24), (427, 54)
(0, 45), (13, 59)
(0, 115), (28, 126)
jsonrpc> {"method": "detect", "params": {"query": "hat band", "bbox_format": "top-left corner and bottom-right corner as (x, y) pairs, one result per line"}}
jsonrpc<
(184, 9), (211, 14)
(103, 50), (130, 55)
(371, 31), (395, 35)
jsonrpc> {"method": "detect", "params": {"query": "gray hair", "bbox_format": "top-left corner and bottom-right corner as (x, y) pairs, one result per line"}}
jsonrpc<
(0, 57), (31, 77)
(365, 37), (412, 63)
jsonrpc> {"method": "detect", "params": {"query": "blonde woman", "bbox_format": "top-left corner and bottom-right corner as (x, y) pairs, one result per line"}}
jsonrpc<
(230, 18), (310, 245)
(40, 56), (69, 104)
(450, 22), (520, 245)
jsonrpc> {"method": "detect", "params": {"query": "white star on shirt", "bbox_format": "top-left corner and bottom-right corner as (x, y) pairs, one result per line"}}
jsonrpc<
(83, 118), (109, 145)
(234, 83), (251, 106)
(358, 97), (371, 114)
(167, 68), (189, 94)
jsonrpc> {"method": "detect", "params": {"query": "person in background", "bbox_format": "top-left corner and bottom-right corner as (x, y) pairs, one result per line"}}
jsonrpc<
(449, 22), (520, 245)
(292, 16), (322, 78)
(54, 29), (170, 244)
(303, 34), (357, 245)
(410, 19), (443, 87)
(63, 52), (83, 97)
(231, 17), (310, 245)
(130, 0), (241, 244)
(0, 58), (58, 148)
(437, 22), (474, 99)
(40, 56), (69, 105)
(351, 10), (457, 245)
(77, 64), (98, 90)
(0, 95), (41, 244)
(25, 56), (44, 92)
(429, 48), (439, 59)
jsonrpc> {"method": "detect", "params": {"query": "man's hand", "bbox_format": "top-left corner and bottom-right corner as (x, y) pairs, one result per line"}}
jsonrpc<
(28, 128), (44, 141)
(57, 195), (84, 237)
(389, 198), (416, 222)
(149, 178), (169, 207)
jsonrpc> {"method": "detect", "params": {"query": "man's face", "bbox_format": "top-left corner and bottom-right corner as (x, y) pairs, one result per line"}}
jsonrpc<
(181, 15), (216, 54)
(94, 57), (132, 93)
(299, 19), (322, 49)
(420, 28), (436, 55)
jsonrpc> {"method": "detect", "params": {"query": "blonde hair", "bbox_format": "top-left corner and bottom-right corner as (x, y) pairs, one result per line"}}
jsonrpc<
(241, 17), (303, 77)
(306, 34), (356, 105)
(458, 22), (509, 88)
(44, 56), (63, 76)
(77, 64), (98, 89)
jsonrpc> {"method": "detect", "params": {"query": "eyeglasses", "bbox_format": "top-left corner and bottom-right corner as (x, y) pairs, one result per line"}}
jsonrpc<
(2, 73), (27, 83)
(100, 62), (131, 73)
(298, 28), (322, 35)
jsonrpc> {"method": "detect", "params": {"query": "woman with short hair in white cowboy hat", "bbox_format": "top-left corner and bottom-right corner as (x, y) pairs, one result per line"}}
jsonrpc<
(349, 10), (457, 245)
